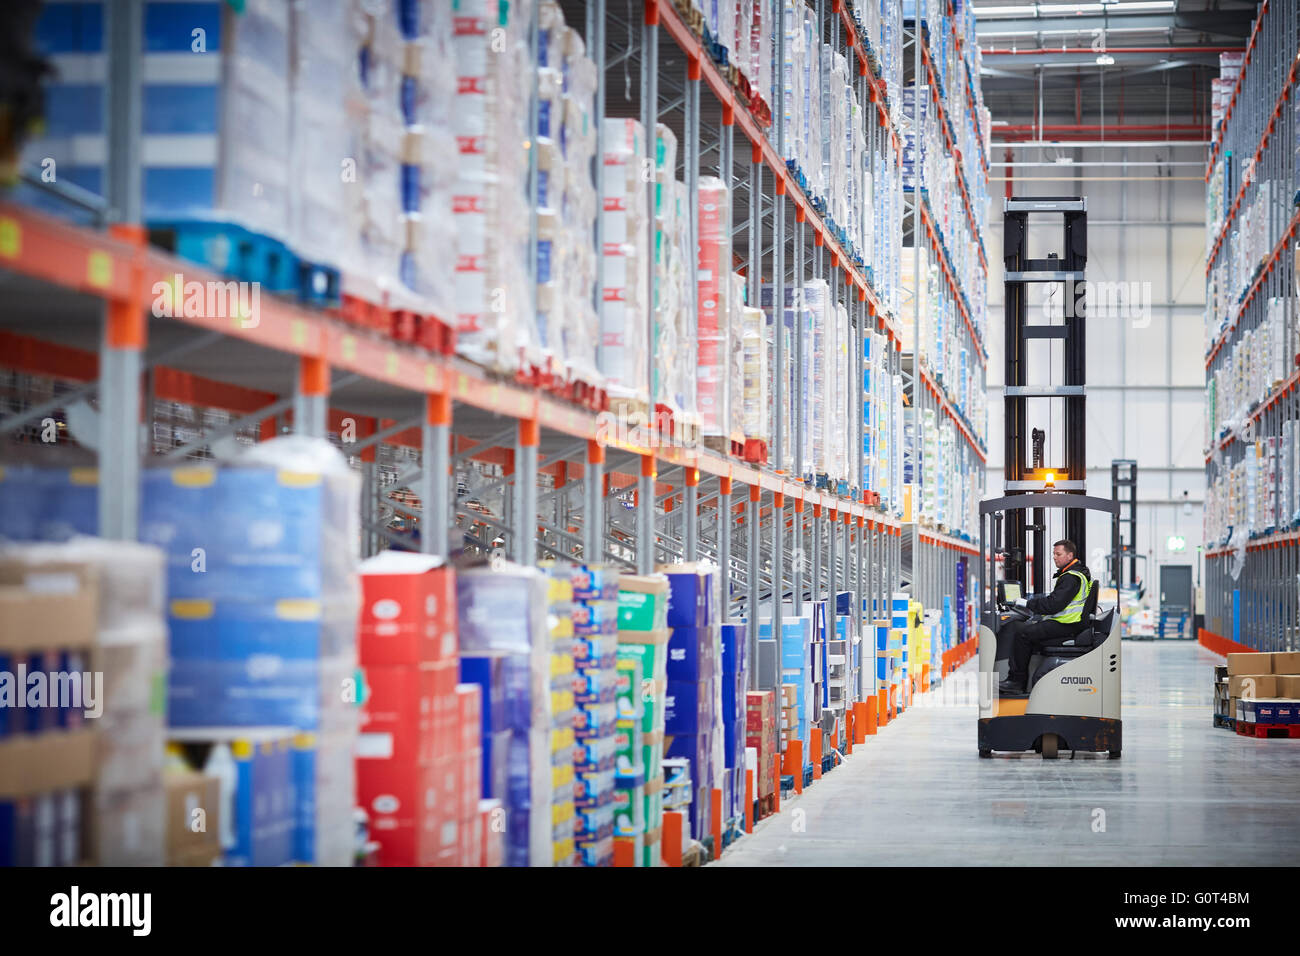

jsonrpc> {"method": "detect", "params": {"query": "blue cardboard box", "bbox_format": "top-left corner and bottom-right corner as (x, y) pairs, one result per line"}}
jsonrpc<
(167, 599), (351, 729)
(234, 733), (293, 867)
(720, 622), (745, 676)
(665, 569), (708, 628)
(667, 626), (715, 681)
(0, 467), (98, 542)
(665, 680), (713, 735)
(166, 730), (294, 868)
(721, 668), (744, 727)
(458, 654), (507, 735)
(835, 590), (853, 617)
(142, 467), (353, 602)
(724, 716), (744, 768)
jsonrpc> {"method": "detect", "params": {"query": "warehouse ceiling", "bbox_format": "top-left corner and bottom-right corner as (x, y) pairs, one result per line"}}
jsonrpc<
(974, 0), (1259, 135)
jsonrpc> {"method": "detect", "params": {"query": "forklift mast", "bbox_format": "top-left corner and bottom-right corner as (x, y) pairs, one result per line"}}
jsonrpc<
(1002, 197), (1088, 594)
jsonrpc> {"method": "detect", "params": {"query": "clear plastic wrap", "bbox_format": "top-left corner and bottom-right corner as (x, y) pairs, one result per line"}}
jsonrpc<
(742, 305), (769, 447)
(456, 563), (555, 866)
(600, 118), (651, 402)
(728, 272), (747, 442)
(452, 0), (536, 372)
(697, 177), (732, 437)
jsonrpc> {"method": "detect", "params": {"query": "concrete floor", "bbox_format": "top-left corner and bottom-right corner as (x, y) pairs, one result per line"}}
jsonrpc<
(713, 641), (1300, 866)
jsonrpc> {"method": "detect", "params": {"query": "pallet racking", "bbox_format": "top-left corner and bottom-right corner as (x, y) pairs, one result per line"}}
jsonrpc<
(899, 0), (989, 641)
(0, 0), (991, 861)
(1201, 0), (1300, 655)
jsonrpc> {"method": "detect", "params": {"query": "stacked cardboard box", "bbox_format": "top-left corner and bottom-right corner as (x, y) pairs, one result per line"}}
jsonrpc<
(457, 564), (554, 867)
(355, 551), (463, 866)
(164, 763), (222, 867)
(570, 569), (619, 867)
(600, 118), (651, 403)
(21, 1), (292, 246)
(143, 437), (360, 867)
(719, 623), (747, 822)
(611, 651), (645, 866)
(762, 614), (811, 768)
(742, 302), (770, 449)
(745, 691), (777, 802)
(535, 0), (600, 384)
(652, 126), (695, 422)
(662, 565), (720, 843)
(451, 0), (535, 372)
(81, 541), (168, 866)
(697, 178), (732, 439)
(0, 555), (100, 865)
(563, 565), (619, 866)
(167, 729), (295, 867)
(617, 573), (670, 866)
(779, 684), (799, 749)
(540, 565), (579, 866)
(1223, 652), (1300, 726)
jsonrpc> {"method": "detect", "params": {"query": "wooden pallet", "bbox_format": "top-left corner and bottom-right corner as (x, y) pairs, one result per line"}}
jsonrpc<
(672, 0), (704, 35)
(702, 434), (745, 457)
(681, 842), (707, 868)
(609, 394), (650, 421)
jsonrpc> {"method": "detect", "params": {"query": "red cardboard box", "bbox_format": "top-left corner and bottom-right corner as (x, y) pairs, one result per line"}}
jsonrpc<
(455, 682), (482, 753)
(355, 758), (445, 866)
(359, 552), (457, 666)
(461, 747), (482, 823)
(435, 754), (460, 845)
(459, 804), (482, 867)
(359, 663), (455, 765)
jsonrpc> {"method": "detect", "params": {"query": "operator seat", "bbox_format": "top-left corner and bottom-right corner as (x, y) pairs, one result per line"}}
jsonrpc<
(1028, 582), (1109, 690)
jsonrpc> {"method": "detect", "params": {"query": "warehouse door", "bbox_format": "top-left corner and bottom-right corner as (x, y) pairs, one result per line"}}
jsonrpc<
(1159, 564), (1193, 616)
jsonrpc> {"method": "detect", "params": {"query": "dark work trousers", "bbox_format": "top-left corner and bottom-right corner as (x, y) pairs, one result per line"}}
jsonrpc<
(1002, 618), (1083, 684)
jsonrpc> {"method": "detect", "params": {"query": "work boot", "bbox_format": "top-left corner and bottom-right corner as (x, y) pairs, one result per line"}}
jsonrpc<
(998, 679), (1028, 698)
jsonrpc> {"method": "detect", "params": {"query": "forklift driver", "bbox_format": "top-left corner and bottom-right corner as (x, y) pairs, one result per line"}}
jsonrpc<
(998, 540), (1092, 697)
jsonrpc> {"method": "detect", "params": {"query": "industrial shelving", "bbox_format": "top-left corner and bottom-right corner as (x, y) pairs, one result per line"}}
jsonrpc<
(898, 0), (989, 634)
(1202, 0), (1300, 655)
(0, 0), (992, 865)
(0, 0), (1003, 712)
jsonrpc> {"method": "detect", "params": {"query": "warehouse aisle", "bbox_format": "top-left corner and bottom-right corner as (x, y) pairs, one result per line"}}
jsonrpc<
(714, 642), (1300, 866)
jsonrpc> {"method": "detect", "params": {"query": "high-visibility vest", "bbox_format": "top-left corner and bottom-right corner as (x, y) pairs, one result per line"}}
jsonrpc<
(1046, 569), (1090, 624)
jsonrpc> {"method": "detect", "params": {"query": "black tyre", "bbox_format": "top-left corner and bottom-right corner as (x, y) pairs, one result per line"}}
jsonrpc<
(1041, 733), (1059, 759)
(979, 749), (992, 758)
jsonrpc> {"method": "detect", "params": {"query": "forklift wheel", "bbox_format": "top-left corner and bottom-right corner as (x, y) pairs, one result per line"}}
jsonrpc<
(979, 749), (992, 758)
(1108, 750), (1121, 760)
(1041, 734), (1059, 760)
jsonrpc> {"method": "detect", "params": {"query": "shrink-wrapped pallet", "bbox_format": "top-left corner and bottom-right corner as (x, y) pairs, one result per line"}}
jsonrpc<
(698, 177), (733, 438)
(601, 118), (651, 403)
(743, 306), (769, 448)
(452, 0), (535, 372)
